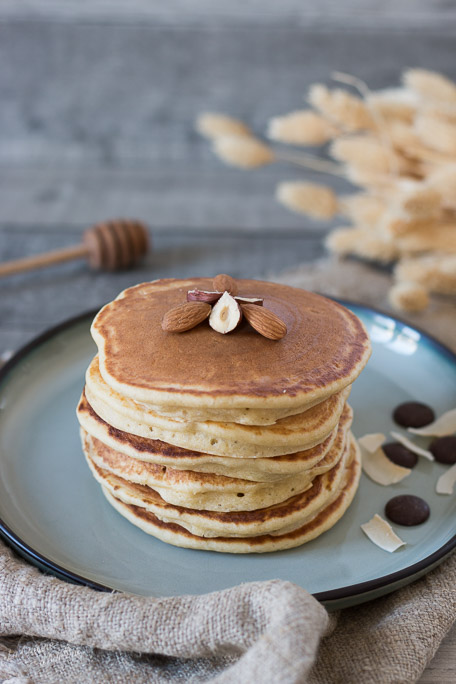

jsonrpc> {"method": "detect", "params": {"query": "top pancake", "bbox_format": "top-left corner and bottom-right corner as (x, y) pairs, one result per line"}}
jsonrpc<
(91, 278), (371, 409)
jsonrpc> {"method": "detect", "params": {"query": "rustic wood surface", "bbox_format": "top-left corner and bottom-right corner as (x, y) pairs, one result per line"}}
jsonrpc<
(0, 3), (454, 681)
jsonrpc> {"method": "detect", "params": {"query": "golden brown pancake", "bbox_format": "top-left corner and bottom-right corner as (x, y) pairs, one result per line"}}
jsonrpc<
(100, 435), (361, 552)
(86, 430), (353, 536)
(81, 406), (351, 512)
(130, 394), (329, 426)
(78, 277), (370, 553)
(91, 278), (371, 409)
(77, 392), (351, 481)
(83, 374), (351, 458)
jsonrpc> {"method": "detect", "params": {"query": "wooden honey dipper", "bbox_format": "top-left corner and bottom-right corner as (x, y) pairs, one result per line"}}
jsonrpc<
(0, 219), (150, 277)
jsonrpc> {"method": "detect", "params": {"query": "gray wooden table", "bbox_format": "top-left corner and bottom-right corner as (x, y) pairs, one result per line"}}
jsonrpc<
(0, 3), (455, 681)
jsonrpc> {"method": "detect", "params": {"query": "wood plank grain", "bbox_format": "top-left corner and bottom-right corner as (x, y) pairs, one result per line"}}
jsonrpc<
(1, 0), (456, 29)
(1, 24), (455, 229)
(0, 165), (350, 231)
(419, 622), (456, 683)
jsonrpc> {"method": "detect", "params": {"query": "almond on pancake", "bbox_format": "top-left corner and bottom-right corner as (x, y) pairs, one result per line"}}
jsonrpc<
(91, 278), (371, 409)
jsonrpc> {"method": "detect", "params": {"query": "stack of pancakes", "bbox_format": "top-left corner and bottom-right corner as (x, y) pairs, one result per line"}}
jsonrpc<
(77, 278), (371, 553)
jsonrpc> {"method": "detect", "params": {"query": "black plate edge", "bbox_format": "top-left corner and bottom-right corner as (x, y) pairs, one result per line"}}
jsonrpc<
(0, 309), (111, 592)
(0, 301), (455, 603)
(0, 521), (111, 593)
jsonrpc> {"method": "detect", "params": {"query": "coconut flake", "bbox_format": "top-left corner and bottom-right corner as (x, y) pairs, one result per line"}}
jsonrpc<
(361, 514), (406, 552)
(408, 408), (456, 437)
(361, 444), (411, 485)
(358, 433), (385, 453)
(390, 431), (434, 461)
(436, 463), (456, 495)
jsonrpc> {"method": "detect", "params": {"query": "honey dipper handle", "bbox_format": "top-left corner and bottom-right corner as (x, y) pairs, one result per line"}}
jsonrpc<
(0, 244), (88, 277)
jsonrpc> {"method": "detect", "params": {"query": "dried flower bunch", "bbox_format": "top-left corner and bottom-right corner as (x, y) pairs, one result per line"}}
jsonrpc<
(197, 69), (456, 312)
(162, 274), (287, 340)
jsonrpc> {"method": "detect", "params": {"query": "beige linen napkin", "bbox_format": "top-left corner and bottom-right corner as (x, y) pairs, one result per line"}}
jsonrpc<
(0, 257), (455, 684)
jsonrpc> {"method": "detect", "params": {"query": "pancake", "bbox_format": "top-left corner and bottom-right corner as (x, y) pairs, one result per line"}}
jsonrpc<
(78, 277), (370, 553)
(91, 278), (371, 410)
(100, 435), (361, 552)
(81, 407), (351, 512)
(84, 370), (351, 458)
(132, 393), (329, 426)
(86, 431), (353, 537)
(78, 392), (349, 481)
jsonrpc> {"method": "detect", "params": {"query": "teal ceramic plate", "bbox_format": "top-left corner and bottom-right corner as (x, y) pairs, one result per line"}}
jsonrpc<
(0, 304), (455, 610)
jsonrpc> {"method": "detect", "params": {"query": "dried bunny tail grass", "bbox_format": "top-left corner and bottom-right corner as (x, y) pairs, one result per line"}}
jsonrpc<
(267, 110), (339, 146)
(387, 121), (453, 165)
(275, 150), (344, 176)
(367, 88), (418, 124)
(414, 113), (456, 155)
(379, 214), (435, 238)
(427, 164), (456, 208)
(213, 134), (343, 175)
(345, 167), (399, 189)
(325, 226), (362, 255)
(212, 136), (274, 168)
(380, 182), (442, 219)
(424, 106), (456, 123)
(388, 281), (430, 312)
(325, 226), (399, 262)
(196, 113), (251, 139)
(276, 181), (338, 219)
(395, 186), (442, 219)
(386, 120), (420, 149)
(308, 84), (375, 132)
(403, 69), (456, 105)
(331, 136), (413, 176)
(338, 193), (385, 228)
(396, 222), (456, 255)
(395, 254), (456, 294)
(331, 72), (399, 163)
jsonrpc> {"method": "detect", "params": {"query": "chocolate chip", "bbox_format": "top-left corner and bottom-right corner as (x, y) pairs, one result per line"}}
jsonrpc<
(429, 436), (456, 465)
(393, 402), (435, 428)
(385, 495), (430, 526)
(383, 442), (418, 469)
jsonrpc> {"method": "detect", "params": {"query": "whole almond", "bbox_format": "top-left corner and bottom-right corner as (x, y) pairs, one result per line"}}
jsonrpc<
(241, 304), (287, 340)
(162, 301), (211, 333)
(213, 273), (238, 295)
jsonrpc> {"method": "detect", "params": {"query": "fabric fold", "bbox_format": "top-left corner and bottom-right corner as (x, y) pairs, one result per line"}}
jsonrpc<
(0, 539), (330, 683)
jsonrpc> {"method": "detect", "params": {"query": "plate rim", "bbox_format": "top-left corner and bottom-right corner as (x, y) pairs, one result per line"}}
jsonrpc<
(0, 301), (455, 603)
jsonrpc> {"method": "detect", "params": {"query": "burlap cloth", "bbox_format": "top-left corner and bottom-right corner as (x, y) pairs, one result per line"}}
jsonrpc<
(1, 257), (455, 684)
